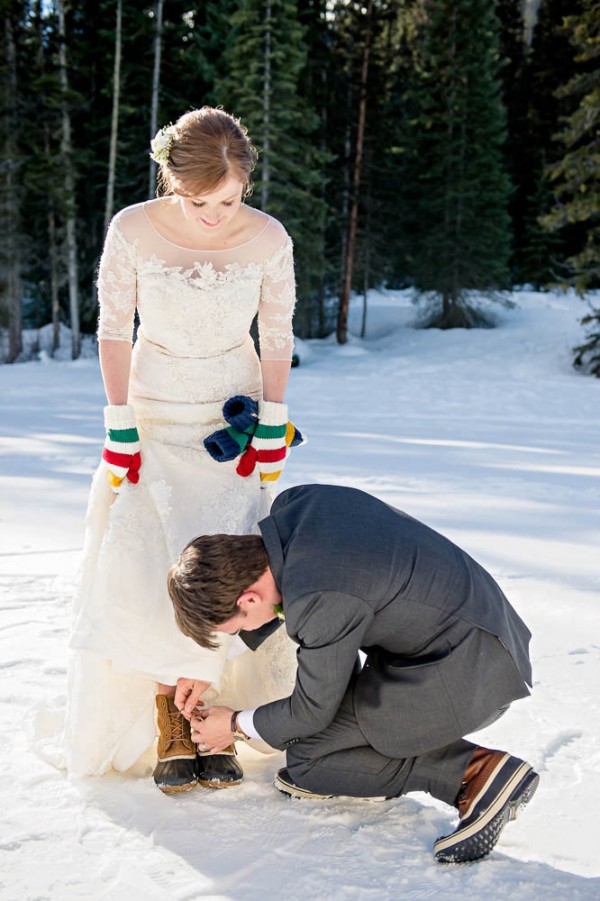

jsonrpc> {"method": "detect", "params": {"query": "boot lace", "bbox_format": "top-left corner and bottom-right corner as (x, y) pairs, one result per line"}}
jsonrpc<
(165, 709), (191, 748)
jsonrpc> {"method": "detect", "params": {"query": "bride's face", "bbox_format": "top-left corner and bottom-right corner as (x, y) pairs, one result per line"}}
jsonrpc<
(177, 175), (244, 232)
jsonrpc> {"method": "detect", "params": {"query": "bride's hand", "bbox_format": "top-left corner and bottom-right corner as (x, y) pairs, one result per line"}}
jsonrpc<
(174, 677), (210, 720)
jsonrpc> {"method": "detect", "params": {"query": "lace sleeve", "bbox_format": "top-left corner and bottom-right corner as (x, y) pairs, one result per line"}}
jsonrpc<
(96, 216), (137, 342)
(258, 234), (296, 361)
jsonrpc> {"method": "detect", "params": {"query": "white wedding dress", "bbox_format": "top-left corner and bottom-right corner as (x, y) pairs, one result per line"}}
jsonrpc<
(64, 201), (298, 776)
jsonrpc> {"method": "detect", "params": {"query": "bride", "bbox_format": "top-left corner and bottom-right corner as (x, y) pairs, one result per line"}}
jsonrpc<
(66, 106), (299, 793)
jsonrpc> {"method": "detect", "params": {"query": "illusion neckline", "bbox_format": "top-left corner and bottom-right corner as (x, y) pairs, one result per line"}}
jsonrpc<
(141, 202), (272, 253)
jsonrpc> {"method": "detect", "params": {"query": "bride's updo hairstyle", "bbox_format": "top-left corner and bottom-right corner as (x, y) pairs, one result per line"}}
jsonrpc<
(157, 106), (258, 198)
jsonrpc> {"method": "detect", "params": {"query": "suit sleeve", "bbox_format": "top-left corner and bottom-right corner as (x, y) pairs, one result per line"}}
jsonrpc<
(253, 592), (373, 750)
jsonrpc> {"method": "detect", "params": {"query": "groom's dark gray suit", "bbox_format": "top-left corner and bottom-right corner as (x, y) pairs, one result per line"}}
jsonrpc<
(249, 484), (532, 802)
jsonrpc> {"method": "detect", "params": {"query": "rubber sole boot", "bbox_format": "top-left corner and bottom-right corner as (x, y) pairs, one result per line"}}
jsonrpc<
(196, 745), (243, 788)
(153, 695), (197, 794)
(434, 750), (540, 863)
(274, 767), (388, 802)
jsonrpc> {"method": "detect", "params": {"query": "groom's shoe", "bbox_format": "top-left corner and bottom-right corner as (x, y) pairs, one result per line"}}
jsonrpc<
(274, 768), (388, 801)
(196, 745), (243, 788)
(434, 747), (540, 864)
(274, 768), (337, 800)
(153, 695), (198, 794)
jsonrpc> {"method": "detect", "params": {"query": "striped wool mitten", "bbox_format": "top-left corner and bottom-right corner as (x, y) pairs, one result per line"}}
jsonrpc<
(203, 395), (304, 481)
(250, 400), (290, 484)
(102, 404), (142, 492)
(236, 417), (304, 479)
(203, 396), (259, 463)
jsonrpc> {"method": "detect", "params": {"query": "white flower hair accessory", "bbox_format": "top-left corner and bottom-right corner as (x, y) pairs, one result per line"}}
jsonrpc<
(150, 125), (176, 164)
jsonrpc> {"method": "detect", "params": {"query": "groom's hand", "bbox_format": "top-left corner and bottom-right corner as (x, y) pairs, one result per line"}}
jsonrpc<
(190, 706), (235, 753)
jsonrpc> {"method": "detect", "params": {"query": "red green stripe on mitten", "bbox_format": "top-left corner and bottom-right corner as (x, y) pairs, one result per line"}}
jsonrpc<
(253, 400), (289, 483)
(235, 412), (305, 479)
(102, 404), (142, 492)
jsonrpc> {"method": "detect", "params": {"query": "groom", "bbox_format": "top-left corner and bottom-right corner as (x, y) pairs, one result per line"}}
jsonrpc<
(168, 483), (539, 864)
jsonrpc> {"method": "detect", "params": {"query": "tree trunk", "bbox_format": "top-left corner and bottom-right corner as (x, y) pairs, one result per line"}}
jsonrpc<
(46, 112), (61, 353)
(318, 77), (328, 338)
(57, 0), (80, 360)
(48, 207), (61, 354)
(337, 0), (373, 345)
(339, 81), (352, 297)
(37, 3), (61, 354)
(361, 223), (370, 340)
(148, 0), (163, 199)
(2, 11), (22, 363)
(104, 0), (122, 232)
(261, 0), (272, 209)
(361, 146), (372, 339)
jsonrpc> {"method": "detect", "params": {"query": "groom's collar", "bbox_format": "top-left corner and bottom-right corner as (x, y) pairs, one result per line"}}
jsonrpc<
(258, 514), (284, 594)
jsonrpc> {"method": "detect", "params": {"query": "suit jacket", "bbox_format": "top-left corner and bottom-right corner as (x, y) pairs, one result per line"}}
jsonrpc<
(252, 484), (532, 758)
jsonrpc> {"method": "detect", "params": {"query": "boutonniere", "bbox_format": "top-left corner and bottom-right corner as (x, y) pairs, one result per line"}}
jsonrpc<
(274, 604), (285, 621)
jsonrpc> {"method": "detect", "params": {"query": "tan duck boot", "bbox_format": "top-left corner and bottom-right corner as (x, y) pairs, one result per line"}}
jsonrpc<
(196, 743), (244, 789)
(153, 695), (197, 793)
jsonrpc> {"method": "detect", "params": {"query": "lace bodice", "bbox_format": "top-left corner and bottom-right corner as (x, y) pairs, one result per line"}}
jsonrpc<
(97, 202), (296, 361)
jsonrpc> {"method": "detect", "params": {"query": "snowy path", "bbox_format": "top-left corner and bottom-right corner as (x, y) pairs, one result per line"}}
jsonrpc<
(1, 291), (599, 899)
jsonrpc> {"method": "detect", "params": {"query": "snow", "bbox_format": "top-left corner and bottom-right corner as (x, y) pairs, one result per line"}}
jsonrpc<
(1, 289), (599, 900)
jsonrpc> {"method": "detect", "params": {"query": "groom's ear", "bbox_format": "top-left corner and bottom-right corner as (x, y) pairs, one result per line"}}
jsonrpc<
(237, 591), (258, 612)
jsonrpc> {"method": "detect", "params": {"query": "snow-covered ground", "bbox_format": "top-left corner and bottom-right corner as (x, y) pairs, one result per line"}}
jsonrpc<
(1, 290), (599, 900)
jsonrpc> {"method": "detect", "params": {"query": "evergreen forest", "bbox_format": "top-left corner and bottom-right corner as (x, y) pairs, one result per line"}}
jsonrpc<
(1, 0), (599, 374)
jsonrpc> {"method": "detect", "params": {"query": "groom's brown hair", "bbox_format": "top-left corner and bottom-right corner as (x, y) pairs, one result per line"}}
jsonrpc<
(167, 534), (268, 650)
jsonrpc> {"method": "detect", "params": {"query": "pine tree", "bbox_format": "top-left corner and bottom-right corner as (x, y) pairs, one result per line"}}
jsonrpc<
(395, 0), (512, 327)
(216, 0), (329, 335)
(8, 0), (226, 347)
(519, 0), (585, 286)
(496, 0), (529, 283)
(305, 0), (398, 339)
(182, 1), (237, 107)
(337, 0), (373, 344)
(104, 0), (122, 230)
(296, 0), (338, 337)
(57, 0), (81, 358)
(147, 0), (163, 199)
(57, 0), (197, 329)
(23, 0), (65, 350)
(372, 0), (423, 291)
(0, 0), (23, 362)
(541, 0), (600, 375)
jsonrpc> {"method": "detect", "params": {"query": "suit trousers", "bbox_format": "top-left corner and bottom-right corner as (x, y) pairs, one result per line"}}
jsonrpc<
(286, 688), (507, 806)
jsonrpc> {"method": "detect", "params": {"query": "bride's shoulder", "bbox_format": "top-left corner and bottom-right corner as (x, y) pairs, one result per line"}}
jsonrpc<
(112, 201), (146, 223)
(106, 199), (182, 255)
(107, 201), (152, 242)
(110, 198), (174, 235)
(246, 208), (292, 251)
